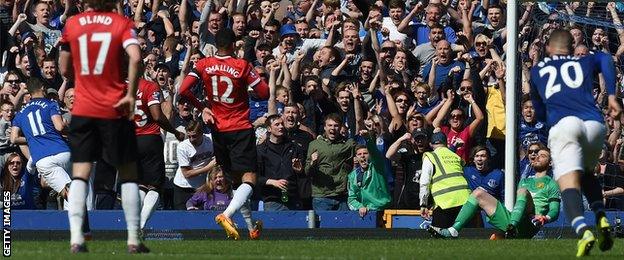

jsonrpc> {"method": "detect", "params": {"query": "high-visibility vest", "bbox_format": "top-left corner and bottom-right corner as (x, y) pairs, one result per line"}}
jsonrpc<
(424, 147), (470, 209)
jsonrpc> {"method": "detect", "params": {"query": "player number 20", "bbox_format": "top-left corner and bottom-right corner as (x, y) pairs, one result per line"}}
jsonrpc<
(539, 61), (584, 99)
(211, 76), (234, 104)
(77, 32), (112, 75)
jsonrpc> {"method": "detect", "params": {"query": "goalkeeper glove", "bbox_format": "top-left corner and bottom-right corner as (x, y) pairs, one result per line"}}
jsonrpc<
(531, 215), (550, 227)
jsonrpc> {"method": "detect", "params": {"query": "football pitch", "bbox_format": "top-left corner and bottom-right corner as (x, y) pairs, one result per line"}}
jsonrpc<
(10, 239), (624, 259)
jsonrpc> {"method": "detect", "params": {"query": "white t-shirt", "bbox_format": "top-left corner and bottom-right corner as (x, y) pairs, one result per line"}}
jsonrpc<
(173, 134), (214, 189)
(382, 17), (410, 48)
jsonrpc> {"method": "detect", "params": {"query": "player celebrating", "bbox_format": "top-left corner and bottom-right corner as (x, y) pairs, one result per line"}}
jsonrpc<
(58, 0), (147, 253)
(430, 147), (560, 239)
(529, 29), (619, 257)
(178, 28), (268, 240)
(134, 78), (185, 230)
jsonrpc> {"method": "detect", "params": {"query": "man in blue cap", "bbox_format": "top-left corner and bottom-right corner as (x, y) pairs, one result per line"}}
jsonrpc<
(272, 24), (326, 64)
(419, 131), (471, 229)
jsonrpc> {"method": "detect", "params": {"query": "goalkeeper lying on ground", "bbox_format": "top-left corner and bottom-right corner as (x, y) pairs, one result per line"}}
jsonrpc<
(430, 147), (560, 238)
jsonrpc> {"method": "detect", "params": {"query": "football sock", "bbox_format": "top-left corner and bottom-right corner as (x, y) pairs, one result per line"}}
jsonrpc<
(139, 189), (146, 207)
(580, 173), (605, 214)
(121, 182), (141, 245)
(451, 195), (479, 231)
(509, 193), (528, 226)
(140, 190), (160, 229)
(68, 179), (88, 245)
(223, 183), (253, 218)
(447, 227), (459, 237)
(562, 188), (590, 237)
(239, 201), (254, 231)
(82, 206), (91, 234)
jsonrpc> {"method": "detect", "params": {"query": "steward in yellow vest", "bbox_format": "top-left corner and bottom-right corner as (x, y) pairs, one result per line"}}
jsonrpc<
(419, 132), (470, 228)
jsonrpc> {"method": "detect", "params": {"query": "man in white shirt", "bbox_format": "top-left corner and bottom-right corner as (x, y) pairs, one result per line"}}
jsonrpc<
(173, 120), (217, 210)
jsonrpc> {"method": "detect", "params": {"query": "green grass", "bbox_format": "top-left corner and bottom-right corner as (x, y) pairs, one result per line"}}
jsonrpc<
(10, 239), (624, 259)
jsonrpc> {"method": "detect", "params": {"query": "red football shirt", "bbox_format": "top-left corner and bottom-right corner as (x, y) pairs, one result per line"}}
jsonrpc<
(134, 79), (162, 136)
(188, 55), (268, 132)
(59, 11), (139, 119)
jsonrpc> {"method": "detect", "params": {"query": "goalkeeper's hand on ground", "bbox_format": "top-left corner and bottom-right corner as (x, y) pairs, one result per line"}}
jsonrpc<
(531, 215), (550, 227)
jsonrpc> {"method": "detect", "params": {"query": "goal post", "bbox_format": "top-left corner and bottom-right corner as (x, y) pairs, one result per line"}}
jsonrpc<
(504, 0), (519, 211)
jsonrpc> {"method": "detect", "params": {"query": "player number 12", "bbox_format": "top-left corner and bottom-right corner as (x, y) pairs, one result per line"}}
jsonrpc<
(211, 76), (234, 103)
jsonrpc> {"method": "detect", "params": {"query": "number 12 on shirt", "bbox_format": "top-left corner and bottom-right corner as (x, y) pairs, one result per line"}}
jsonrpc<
(211, 75), (234, 104)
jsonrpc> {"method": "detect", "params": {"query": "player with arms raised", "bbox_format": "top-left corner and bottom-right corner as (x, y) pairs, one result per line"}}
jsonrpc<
(529, 29), (620, 257)
(178, 28), (268, 240)
(58, 0), (147, 253)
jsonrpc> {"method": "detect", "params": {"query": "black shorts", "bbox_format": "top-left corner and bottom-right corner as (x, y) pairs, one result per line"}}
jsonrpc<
(69, 116), (138, 166)
(212, 128), (257, 176)
(431, 206), (462, 228)
(137, 135), (165, 188)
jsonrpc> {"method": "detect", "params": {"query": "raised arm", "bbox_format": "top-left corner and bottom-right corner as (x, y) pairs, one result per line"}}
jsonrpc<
(267, 63), (279, 116)
(465, 93), (484, 135)
(432, 90), (454, 128)
(351, 85), (365, 133)
(386, 132), (411, 161)
(134, 0), (146, 25)
(305, 0), (320, 25)
(397, 3), (423, 37)
(179, 0), (189, 34)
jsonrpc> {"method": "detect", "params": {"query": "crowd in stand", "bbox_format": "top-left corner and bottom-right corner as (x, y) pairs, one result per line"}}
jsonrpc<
(0, 0), (623, 213)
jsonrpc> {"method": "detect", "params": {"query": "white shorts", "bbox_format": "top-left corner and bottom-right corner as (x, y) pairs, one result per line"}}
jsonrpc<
(548, 116), (605, 180)
(36, 152), (72, 193)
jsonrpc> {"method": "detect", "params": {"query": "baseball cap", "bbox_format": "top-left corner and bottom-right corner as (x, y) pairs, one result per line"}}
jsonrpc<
(430, 132), (447, 145)
(280, 24), (298, 38)
(412, 128), (429, 139)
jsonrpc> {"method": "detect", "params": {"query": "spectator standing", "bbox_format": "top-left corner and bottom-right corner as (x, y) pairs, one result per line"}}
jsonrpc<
(306, 114), (355, 210)
(173, 120), (217, 210)
(348, 133), (391, 217)
(257, 115), (306, 211)
(0, 100), (17, 169)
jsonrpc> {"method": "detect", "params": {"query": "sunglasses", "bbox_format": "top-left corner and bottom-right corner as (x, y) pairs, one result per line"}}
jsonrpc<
(475, 42), (487, 47)
(264, 29), (277, 34)
(450, 114), (464, 119)
(5, 79), (19, 84)
(381, 47), (396, 52)
(395, 98), (408, 103)
(528, 149), (540, 155)
(460, 86), (471, 92)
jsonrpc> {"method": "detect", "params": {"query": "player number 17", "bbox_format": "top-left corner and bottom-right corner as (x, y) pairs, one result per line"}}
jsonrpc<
(539, 61), (584, 99)
(77, 32), (112, 75)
